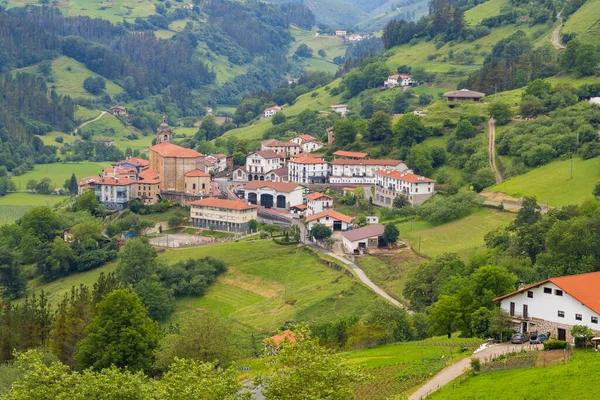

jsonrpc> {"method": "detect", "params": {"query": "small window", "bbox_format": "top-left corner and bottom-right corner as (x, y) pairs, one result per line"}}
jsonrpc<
(576, 314), (582, 321)
(592, 317), (598, 324)
(555, 289), (563, 296)
(558, 311), (565, 318)
(527, 291), (533, 298)
(544, 287), (552, 294)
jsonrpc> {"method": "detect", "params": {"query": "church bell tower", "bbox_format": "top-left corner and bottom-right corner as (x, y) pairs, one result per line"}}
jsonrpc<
(156, 116), (172, 144)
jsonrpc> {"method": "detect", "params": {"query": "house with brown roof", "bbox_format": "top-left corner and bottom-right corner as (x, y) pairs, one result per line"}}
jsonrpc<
(290, 134), (324, 153)
(443, 89), (485, 103)
(264, 106), (282, 118)
(184, 169), (211, 196)
(114, 157), (150, 173)
(341, 224), (385, 254)
(305, 192), (333, 216)
(305, 209), (353, 232)
(261, 139), (301, 158)
(92, 137), (115, 146)
(288, 155), (328, 184)
(137, 168), (161, 204)
(374, 169), (435, 206)
(330, 104), (348, 116)
(77, 176), (100, 194)
(189, 198), (257, 233)
(93, 176), (138, 210)
(332, 150), (369, 160)
(494, 271), (600, 342)
(329, 159), (407, 184)
(109, 105), (128, 116)
(245, 150), (285, 182)
(265, 167), (289, 183)
(244, 180), (304, 209)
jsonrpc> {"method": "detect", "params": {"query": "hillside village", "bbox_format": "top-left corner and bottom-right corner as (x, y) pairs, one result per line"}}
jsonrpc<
(0, 0), (600, 398)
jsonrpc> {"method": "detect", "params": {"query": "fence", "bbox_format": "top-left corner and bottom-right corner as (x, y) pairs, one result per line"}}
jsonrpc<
(479, 347), (574, 372)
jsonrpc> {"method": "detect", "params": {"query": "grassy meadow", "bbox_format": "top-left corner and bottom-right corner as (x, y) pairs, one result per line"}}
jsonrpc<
(562, 0), (600, 46)
(429, 350), (597, 400)
(11, 162), (108, 191)
(0, 193), (66, 225)
(490, 157), (600, 207)
(81, 113), (152, 152)
(464, 0), (508, 24)
(36, 131), (78, 149)
(396, 208), (515, 259)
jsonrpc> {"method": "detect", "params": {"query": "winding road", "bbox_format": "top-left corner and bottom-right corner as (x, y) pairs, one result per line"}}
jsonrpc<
(552, 10), (566, 50)
(487, 118), (503, 184)
(74, 111), (107, 134)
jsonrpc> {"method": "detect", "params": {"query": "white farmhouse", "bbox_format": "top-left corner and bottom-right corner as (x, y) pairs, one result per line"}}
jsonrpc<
(305, 192), (334, 216)
(330, 104), (348, 116)
(305, 209), (353, 232)
(261, 139), (301, 158)
(264, 106), (282, 118)
(340, 224), (385, 254)
(246, 150), (285, 182)
(288, 155), (329, 184)
(374, 169), (435, 206)
(335, 30), (347, 36)
(494, 272), (600, 342)
(329, 159), (407, 185)
(384, 74), (415, 88)
(290, 134), (324, 153)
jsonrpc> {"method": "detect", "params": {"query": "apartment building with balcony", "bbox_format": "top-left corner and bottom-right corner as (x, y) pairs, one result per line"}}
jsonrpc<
(374, 169), (434, 206)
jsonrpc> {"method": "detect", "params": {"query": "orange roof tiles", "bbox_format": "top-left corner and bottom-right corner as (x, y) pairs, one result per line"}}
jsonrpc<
(306, 192), (332, 201)
(184, 169), (210, 177)
(265, 330), (297, 349)
(331, 159), (403, 166)
(262, 139), (299, 147)
(245, 180), (302, 193)
(332, 150), (369, 159)
(298, 134), (318, 142)
(305, 209), (353, 224)
(97, 177), (136, 186)
(251, 150), (283, 159)
(114, 157), (149, 167)
(494, 272), (600, 315)
(290, 155), (326, 164)
(189, 198), (256, 211)
(150, 142), (205, 158)
(376, 169), (434, 183)
(138, 169), (160, 182)
(78, 176), (99, 186)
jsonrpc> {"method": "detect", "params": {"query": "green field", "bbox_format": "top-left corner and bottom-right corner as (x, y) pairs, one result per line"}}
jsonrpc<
(562, 0), (600, 46)
(15, 56), (122, 99)
(397, 208), (515, 258)
(490, 157), (600, 207)
(82, 113), (152, 152)
(0, 193), (65, 225)
(12, 162), (108, 191)
(465, 0), (508, 24)
(75, 106), (102, 123)
(289, 26), (348, 74)
(36, 131), (77, 149)
(429, 350), (597, 400)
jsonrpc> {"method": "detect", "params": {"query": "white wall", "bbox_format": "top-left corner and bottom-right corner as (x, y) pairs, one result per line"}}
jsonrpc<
(499, 282), (600, 332)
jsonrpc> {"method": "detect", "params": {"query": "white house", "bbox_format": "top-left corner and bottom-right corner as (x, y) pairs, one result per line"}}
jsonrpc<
(329, 159), (407, 185)
(264, 167), (289, 182)
(204, 153), (230, 173)
(246, 150), (286, 181)
(347, 34), (363, 42)
(335, 30), (347, 36)
(93, 176), (137, 210)
(288, 155), (329, 184)
(290, 134), (324, 153)
(305, 192), (334, 216)
(340, 224), (385, 254)
(374, 169), (435, 206)
(264, 106), (282, 118)
(305, 209), (353, 232)
(589, 97), (600, 106)
(330, 104), (348, 116)
(261, 139), (301, 158)
(494, 272), (600, 342)
(384, 74), (415, 88)
(244, 181), (304, 209)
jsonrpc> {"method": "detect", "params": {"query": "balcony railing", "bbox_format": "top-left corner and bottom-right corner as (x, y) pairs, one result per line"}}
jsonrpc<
(509, 311), (528, 319)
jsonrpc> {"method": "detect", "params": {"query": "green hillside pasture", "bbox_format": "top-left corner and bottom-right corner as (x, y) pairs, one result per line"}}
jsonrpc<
(0, 193), (65, 225)
(74, 106), (101, 124)
(36, 131), (77, 149)
(465, 0), (508, 24)
(168, 241), (378, 332)
(489, 157), (600, 207)
(15, 57), (122, 99)
(429, 350), (598, 400)
(12, 162), (108, 191)
(419, 100), (488, 127)
(196, 42), (248, 85)
(562, 0), (600, 46)
(155, 30), (176, 39)
(346, 337), (484, 399)
(396, 209), (515, 258)
(169, 19), (193, 31)
(82, 113), (152, 152)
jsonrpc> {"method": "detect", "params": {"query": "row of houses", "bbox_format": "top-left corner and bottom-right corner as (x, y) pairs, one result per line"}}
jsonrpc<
(263, 104), (348, 119)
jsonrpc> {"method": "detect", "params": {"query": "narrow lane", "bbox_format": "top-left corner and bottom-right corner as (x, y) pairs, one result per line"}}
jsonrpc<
(488, 118), (503, 184)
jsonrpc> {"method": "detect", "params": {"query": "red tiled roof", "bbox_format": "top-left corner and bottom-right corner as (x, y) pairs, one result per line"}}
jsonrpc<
(494, 272), (600, 315)
(376, 169), (434, 183)
(298, 134), (318, 142)
(138, 169), (160, 182)
(332, 150), (369, 159)
(245, 180), (302, 193)
(331, 159), (403, 166)
(443, 89), (485, 98)
(114, 157), (149, 167)
(184, 169), (210, 177)
(341, 224), (385, 242)
(306, 192), (332, 201)
(290, 155), (326, 164)
(291, 204), (307, 210)
(189, 198), (256, 211)
(330, 104), (347, 108)
(262, 139), (299, 147)
(270, 167), (288, 177)
(265, 330), (297, 349)
(265, 106), (282, 112)
(305, 209), (353, 224)
(251, 150), (283, 159)
(78, 176), (99, 186)
(211, 153), (228, 159)
(150, 142), (205, 158)
(97, 177), (136, 186)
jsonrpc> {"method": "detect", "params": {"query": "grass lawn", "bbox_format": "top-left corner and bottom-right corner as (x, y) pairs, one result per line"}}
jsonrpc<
(15, 56), (122, 99)
(489, 157), (600, 207)
(0, 193), (66, 225)
(166, 241), (379, 332)
(396, 208), (515, 259)
(75, 106), (102, 123)
(429, 350), (597, 400)
(465, 0), (508, 24)
(562, 0), (600, 46)
(36, 131), (77, 149)
(11, 162), (108, 191)
(82, 113), (152, 152)
(345, 336), (484, 399)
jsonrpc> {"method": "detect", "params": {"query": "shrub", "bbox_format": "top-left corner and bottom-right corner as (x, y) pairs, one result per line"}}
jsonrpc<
(543, 340), (568, 350)
(470, 357), (481, 372)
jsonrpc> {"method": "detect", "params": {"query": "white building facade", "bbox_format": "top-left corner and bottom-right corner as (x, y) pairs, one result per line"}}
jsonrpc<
(374, 169), (435, 206)
(329, 160), (407, 185)
(264, 106), (282, 117)
(244, 181), (304, 209)
(246, 150), (285, 181)
(305, 192), (333, 216)
(290, 134), (324, 154)
(288, 155), (328, 184)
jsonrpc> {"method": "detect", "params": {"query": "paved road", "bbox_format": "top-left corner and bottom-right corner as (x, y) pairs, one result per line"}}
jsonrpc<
(552, 11), (566, 50)
(408, 343), (542, 400)
(74, 111), (107, 134)
(307, 243), (405, 310)
(487, 118), (503, 184)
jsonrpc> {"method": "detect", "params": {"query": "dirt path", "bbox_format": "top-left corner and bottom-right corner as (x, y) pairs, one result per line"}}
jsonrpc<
(307, 243), (406, 310)
(487, 118), (503, 184)
(408, 343), (542, 399)
(552, 10), (566, 50)
(74, 111), (107, 134)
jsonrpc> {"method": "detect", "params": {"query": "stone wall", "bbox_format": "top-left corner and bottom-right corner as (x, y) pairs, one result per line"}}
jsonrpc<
(528, 318), (600, 342)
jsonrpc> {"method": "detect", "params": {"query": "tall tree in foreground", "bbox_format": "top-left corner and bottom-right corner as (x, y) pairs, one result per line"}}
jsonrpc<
(117, 237), (158, 285)
(75, 290), (161, 371)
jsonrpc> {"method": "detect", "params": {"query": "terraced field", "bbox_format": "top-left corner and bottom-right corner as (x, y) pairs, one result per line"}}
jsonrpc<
(0, 193), (65, 225)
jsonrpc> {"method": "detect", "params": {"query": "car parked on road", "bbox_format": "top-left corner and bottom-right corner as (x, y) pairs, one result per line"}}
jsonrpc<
(511, 333), (530, 344)
(529, 334), (548, 344)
